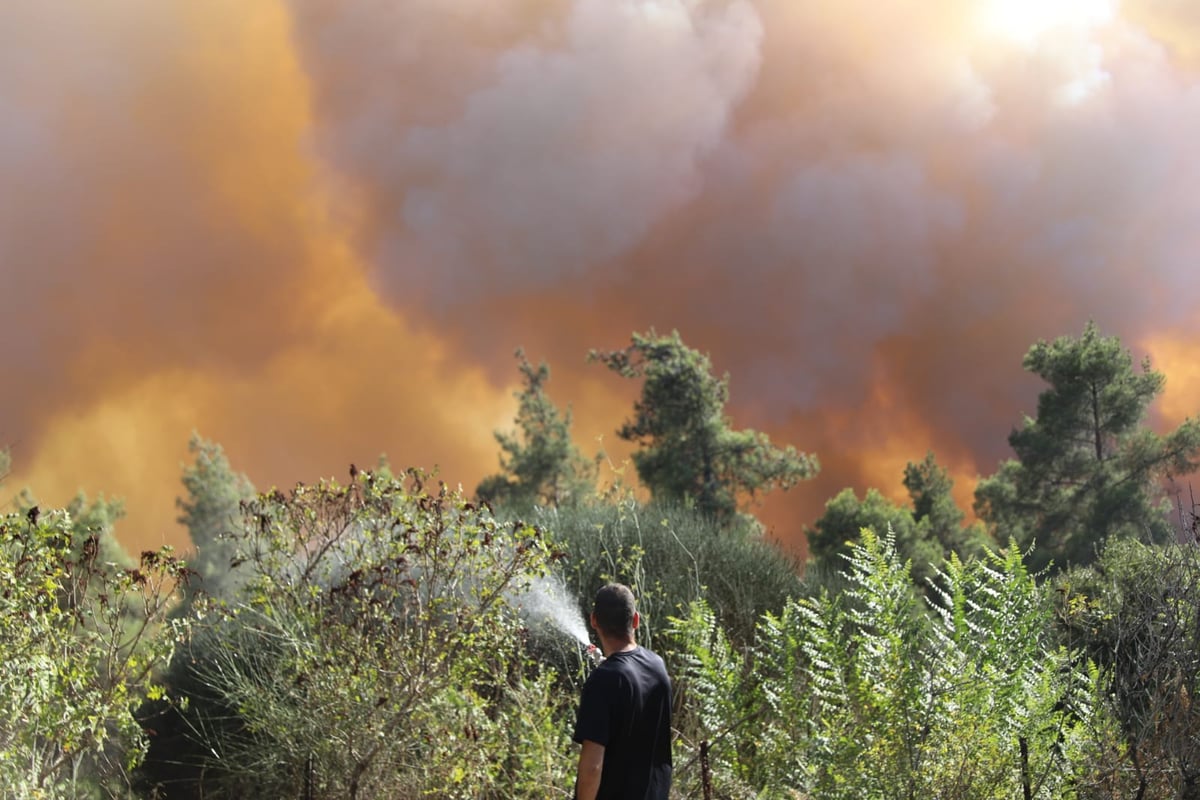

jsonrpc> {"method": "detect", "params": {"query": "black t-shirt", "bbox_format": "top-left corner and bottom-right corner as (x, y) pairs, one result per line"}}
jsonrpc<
(573, 646), (672, 800)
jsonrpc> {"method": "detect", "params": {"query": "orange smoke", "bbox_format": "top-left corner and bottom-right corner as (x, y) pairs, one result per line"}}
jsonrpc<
(1, 0), (520, 549)
(3, 0), (1200, 557)
(1142, 332), (1200, 429)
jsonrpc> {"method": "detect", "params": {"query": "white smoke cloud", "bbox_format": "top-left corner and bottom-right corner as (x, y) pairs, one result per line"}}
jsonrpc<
(295, 0), (764, 302)
(291, 0), (1198, 437)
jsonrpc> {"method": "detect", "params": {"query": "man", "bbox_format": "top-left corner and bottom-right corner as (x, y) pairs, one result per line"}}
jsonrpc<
(573, 583), (672, 800)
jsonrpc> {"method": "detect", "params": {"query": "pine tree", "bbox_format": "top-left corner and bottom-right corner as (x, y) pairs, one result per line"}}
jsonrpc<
(476, 350), (596, 509)
(177, 434), (255, 602)
(975, 322), (1200, 572)
(806, 452), (986, 588)
(591, 330), (817, 522)
(904, 451), (989, 559)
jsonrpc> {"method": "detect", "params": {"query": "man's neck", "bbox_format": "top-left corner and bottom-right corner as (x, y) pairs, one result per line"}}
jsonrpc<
(600, 637), (637, 657)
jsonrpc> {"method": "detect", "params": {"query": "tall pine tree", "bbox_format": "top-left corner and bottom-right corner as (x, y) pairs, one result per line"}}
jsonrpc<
(591, 330), (817, 523)
(975, 322), (1200, 572)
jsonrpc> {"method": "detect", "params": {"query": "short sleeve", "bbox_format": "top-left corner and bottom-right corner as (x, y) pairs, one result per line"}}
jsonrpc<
(572, 672), (612, 746)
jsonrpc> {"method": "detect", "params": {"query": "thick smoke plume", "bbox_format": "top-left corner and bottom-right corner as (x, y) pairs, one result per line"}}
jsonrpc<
(2, 0), (1198, 553)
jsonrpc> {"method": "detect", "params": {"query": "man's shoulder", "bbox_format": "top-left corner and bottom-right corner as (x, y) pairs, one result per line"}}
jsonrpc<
(637, 646), (666, 666)
(605, 647), (669, 680)
(630, 646), (668, 670)
(583, 659), (624, 689)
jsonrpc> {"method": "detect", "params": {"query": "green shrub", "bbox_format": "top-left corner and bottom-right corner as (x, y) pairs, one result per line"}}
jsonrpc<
(0, 508), (186, 799)
(139, 470), (575, 800)
(534, 499), (804, 651)
(671, 529), (1097, 799)
(1055, 538), (1200, 798)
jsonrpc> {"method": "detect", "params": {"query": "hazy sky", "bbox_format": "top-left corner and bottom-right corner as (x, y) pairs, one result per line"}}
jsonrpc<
(3, 0), (1198, 555)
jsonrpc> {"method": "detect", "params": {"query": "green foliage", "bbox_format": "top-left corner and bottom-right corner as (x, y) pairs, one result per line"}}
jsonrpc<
(16, 490), (133, 570)
(806, 452), (988, 589)
(0, 508), (187, 798)
(1055, 538), (1200, 798)
(176, 433), (256, 604)
(672, 529), (1094, 799)
(806, 486), (925, 583)
(143, 470), (575, 799)
(905, 451), (990, 557)
(975, 321), (1200, 572)
(590, 330), (818, 522)
(539, 498), (804, 651)
(476, 349), (597, 510)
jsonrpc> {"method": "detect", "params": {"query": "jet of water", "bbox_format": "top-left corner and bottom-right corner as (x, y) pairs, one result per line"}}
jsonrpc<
(514, 572), (590, 647)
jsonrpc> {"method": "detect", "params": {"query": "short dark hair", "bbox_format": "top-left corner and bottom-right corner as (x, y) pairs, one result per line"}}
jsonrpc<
(592, 583), (636, 637)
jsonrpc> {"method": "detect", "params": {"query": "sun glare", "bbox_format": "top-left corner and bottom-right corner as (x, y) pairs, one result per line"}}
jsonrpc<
(981, 0), (1117, 45)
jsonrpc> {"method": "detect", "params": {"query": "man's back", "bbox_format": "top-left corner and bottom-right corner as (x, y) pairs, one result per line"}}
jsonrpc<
(573, 646), (672, 799)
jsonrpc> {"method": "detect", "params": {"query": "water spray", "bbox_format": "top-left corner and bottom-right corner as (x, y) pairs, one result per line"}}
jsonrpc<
(511, 573), (603, 668)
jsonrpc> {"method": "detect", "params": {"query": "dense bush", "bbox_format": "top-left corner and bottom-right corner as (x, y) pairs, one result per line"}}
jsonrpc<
(671, 529), (1097, 799)
(138, 471), (577, 800)
(1055, 537), (1200, 798)
(533, 499), (805, 651)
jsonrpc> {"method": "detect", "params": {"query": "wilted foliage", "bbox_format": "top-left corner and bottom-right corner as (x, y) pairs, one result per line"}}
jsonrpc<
(1056, 538), (1200, 799)
(0, 508), (187, 798)
(140, 469), (576, 799)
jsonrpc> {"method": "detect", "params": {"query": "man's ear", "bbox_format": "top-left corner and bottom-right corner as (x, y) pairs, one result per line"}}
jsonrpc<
(589, 611), (598, 630)
(632, 611), (640, 631)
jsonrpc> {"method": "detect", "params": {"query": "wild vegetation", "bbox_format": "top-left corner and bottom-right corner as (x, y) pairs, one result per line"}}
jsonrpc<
(3, 323), (1200, 798)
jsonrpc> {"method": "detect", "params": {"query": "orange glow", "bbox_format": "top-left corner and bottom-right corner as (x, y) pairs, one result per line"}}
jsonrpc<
(14, 248), (518, 552)
(4, 0), (512, 552)
(1142, 333), (1200, 428)
(4, 0), (1200, 560)
(1123, 0), (1200, 69)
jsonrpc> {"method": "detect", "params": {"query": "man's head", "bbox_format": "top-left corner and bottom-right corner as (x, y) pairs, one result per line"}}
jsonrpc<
(591, 582), (638, 640)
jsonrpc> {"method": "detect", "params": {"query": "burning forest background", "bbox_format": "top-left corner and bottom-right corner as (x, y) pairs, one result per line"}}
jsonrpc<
(2, 0), (1199, 557)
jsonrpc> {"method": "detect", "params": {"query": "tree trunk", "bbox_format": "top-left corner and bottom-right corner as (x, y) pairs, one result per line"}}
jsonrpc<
(1019, 736), (1032, 800)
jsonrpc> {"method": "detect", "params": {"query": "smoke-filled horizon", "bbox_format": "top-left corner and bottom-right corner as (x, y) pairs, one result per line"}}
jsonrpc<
(3, 0), (1199, 556)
